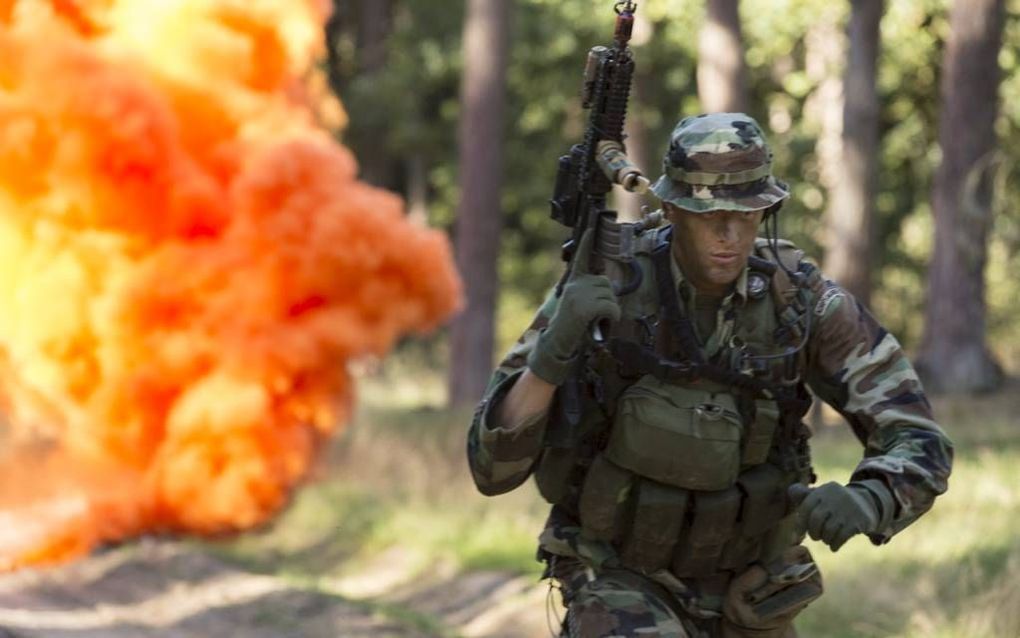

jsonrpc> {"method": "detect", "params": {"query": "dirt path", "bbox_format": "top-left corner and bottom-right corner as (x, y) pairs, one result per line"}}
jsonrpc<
(0, 540), (424, 638)
(0, 541), (554, 638)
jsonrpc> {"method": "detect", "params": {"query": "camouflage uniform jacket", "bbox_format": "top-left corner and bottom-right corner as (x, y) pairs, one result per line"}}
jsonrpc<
(466, 232), (953, 569)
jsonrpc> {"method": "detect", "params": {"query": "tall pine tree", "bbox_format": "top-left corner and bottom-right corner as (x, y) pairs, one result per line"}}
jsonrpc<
(917, 0), (1005, 393)
(448, 0), (512, 406)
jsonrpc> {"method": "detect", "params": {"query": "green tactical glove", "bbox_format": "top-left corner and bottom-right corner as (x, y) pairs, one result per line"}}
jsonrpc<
(526, 229), (621, 386)
(788, 481), (890, 552)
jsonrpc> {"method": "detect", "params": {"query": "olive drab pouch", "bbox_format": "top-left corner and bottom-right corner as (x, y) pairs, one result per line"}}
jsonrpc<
(578, 454), (634, 542)
(671, 486), (742, 577)
(742, 399), (780, 467)
(619, 479), (689, 573)
(535, 382), (612, 506)
(736, 463), (788, 538)
(606, 375), (743, 492)
(534, 447), (578, 505)
(717, 463), (789, 571)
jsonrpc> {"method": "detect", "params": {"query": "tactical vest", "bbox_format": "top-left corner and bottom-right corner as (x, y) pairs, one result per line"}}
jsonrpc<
(534, 226), (818, 579)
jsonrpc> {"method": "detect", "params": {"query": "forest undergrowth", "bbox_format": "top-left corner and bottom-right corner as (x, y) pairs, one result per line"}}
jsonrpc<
(207, 360), (1020, 638)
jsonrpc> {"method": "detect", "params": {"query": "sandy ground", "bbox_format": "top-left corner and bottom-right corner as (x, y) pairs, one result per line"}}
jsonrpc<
(0, 540), (554, 638)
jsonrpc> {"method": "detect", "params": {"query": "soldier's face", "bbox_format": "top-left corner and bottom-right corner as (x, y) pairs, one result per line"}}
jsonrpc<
(666, 204), (764, 295)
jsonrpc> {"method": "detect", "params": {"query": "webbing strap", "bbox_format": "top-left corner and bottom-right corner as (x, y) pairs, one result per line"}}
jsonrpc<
(609, 337), (779, 397)
(650, 240), (704, 365)
(622, 229), (815, 477)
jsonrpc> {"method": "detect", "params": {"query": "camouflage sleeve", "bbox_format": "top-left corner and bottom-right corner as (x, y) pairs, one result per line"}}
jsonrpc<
(804, 278), (954, 543)
(466, 290), (559, 496)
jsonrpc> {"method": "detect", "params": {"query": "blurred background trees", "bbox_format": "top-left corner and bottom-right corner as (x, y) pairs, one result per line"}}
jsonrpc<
(327, 0), (1020, 404)
(916, 0), (1007, 393)
(448, 0), (513, 406)
(822, 0), (883, 306)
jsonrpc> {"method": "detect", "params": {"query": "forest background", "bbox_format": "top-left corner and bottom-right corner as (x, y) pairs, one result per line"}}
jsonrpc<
(329, 0), (1020, 403)
(4, 1), (1017, 637)
(300, 1), (1020, 636)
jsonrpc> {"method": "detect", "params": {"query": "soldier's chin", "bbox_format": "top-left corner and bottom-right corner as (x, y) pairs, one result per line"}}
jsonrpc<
(703, 264), (742, 289)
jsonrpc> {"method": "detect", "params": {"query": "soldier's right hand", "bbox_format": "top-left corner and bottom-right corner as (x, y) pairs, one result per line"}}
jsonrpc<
(526, 229), (621, 385)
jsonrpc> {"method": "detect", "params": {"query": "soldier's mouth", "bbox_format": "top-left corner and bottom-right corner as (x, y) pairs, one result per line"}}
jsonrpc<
(709, 253), (739, 266)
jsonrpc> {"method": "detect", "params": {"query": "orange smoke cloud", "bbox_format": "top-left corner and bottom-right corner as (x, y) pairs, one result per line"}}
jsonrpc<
(0, 0), (461, 569)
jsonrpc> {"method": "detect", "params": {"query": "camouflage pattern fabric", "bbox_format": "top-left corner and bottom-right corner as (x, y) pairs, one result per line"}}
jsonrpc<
(802, 276), (955, 542)
(466, 234), (953, 634)
(547, 552), (805, 638)
(467, 240), (950, 538)
(550, 555), (700, 638)
(649, 113), (790, 213)
(466, 291), (558, 497)
(466, 236), (953, 546)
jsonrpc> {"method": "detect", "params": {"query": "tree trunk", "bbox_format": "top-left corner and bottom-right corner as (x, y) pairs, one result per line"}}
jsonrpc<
(448, 0), (512, 407)
(615, 56), (652, 222)
(406, 153), (428, 225)
(804, 5), (843, 225)
(822, 0), (883, 305)
(354, 0), (396, 189)
(916, 0), (1005, 394)
(355, 0), (391, 75)
(697, 0), (749, 113)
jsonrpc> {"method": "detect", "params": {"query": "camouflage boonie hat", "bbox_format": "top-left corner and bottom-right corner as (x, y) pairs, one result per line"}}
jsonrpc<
(650, 112), (790, 213)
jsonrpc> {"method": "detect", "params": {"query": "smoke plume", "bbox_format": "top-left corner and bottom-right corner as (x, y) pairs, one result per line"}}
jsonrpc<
(0, 0), (461, 570)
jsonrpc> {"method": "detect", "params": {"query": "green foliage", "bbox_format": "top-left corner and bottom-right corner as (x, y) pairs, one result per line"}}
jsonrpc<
(334, 0), (1020, 368)
(209, 365), (1020, 636)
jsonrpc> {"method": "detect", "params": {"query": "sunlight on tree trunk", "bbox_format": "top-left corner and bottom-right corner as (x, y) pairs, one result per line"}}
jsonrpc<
(822, 0), (883, 306)
(804, 6), (843, 212)
(448, 0), (512, 407)
(615, 13), (653, 223)
(917, 0), (1005, 394)
(697, 0), (749, 113)
(407, 154), (428, 225)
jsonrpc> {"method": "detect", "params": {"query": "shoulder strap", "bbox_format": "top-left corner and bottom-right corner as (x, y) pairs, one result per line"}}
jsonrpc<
(752, 238), (823, 348)
(650, 238), (704, 365)
(754, 238), (802, 308)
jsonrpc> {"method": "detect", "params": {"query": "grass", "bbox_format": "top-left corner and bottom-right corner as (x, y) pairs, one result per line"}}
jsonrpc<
(796, 390), (1020, 638)
(207, 358), (1020, 637)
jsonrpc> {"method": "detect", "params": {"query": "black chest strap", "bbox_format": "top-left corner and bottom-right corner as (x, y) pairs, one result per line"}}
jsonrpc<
(650, 239), (704, 365)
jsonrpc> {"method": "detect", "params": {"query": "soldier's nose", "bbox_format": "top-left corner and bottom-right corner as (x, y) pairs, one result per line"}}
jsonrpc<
(716, 220), (738, 243)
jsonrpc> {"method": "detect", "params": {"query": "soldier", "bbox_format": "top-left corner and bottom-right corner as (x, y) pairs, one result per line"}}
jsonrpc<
(466, 113), (953, 637)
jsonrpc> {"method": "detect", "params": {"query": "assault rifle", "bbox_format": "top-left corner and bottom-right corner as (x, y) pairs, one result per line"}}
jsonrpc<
(549, 0), (661, 341)
(541, 2), (663, 453)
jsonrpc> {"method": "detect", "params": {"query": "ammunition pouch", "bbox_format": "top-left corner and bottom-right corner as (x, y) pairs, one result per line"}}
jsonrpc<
(578, 454), (634, 542)
(671, 486), (742, 576)
(543, 227), (821, 581)
(744, 400), (779, 467)
(576, 458), (794, 577)
(605, 375), (744, 492)
(534, 376), (610, 506)
(619, 479), (688, 571)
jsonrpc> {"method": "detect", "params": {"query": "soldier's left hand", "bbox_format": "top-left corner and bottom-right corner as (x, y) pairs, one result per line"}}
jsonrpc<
(790, 482), (881, 552)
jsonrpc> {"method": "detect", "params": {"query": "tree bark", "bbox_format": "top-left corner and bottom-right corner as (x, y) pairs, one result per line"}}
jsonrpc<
(448, 0), (512, 407)
(355, 0), (391, 75)
(697, 0), (749, 113)
(822, 0), (883, 305)
(406, 153), (428, 225)
(354, 0), (397, 189)
(916, 0), (1005, 394)
(616, 56), (652, 222)
(804, 6), (843, 223)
